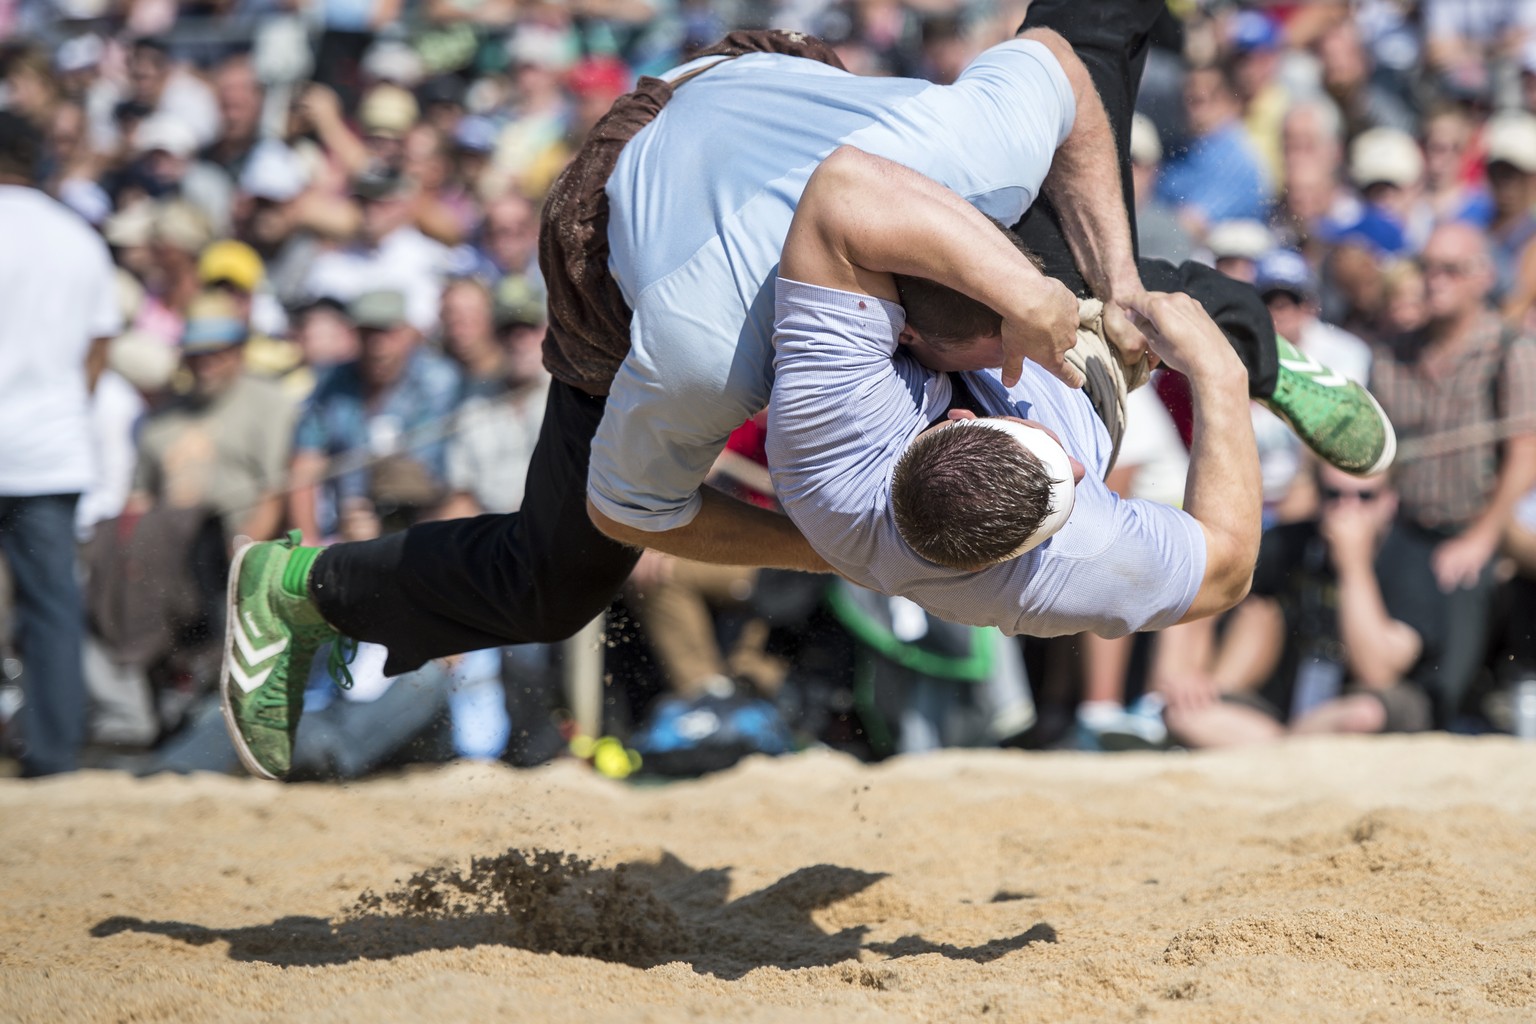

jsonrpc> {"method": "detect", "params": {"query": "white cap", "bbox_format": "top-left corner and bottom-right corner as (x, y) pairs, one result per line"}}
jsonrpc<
(1130, 112), (1162, 165)
(507, 24), (577, 71)
(963, 419), (1077, 558)
(1348, 127), (1423, 189)
(1486, 113), (1536, 175)
(1206, 219), (1275, 262)
(361, 39), (425, 87)
(54, 34), (103, 74)
(134, 114), (197, 158)
(103, 200), (156, 248)
(238, 140), (309, 201)
(59, 178), (110, 225)
(107, 330), (180, 393)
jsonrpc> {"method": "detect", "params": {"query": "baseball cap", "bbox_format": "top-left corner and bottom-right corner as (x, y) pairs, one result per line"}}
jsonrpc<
(361, 40), (424, 88)
(104, 201), (156, 248)
(239, 140), (308, 202)
(55, 34), (104, 74)
(568, 56), (629, 99)
(1206, 219), (1275, 262)
(153, 201), (213, 253)
(507, 24), (576, 71)
(134, 114), (197, 158)
(348, 289), (410, 330)
(181, 292), (250, 353)
(1228, 10), (1279, 53)
(350, 166), (410, 201)
(108, 330), (180, 392)
(418, 74), (467, 108)
(453, 115), (498, 154)
(494, 275), (547, 328)
(1129, 112), (1162, 166)
(1318, 206), (1408, 256)
(1254, 248), (1315, 300)
(1348, 127), (1423, 189)
(198, 240), (264, 292)
(58, 178), (110, 225)
(1486, 113), (1536, 175)
(359, 84), (419, 138)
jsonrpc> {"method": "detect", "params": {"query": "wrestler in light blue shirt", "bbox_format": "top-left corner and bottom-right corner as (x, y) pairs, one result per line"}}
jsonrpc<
(766, 279), (1207, 638)
(591, 39), (1076, 533)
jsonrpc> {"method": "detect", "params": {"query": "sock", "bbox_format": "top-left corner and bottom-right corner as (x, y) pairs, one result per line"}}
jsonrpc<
(1077, 700), (1125, 727)
(1265, 336), (1304, 406)
(276, 544), (332, 628)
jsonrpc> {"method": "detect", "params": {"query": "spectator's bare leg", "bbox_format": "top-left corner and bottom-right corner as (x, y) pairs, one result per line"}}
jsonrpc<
(1290, 694), (1388, 735)
(1165, 702), (1284, 748)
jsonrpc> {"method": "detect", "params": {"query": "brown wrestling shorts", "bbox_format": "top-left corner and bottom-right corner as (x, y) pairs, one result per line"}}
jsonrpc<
(538, 30), (845, 397)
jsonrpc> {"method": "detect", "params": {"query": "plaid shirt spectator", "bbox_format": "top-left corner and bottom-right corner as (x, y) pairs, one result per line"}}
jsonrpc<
(1371, 311), (1536, 529)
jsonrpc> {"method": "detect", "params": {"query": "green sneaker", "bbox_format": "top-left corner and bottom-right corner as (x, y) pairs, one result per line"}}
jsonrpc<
(1261, 335), (1397, 476)
(219, 531), (352, 780)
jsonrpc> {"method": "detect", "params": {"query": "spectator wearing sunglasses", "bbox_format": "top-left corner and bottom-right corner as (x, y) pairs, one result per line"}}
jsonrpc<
(1159, 465), (1436, 748)
(1369, 222), (1536, 722)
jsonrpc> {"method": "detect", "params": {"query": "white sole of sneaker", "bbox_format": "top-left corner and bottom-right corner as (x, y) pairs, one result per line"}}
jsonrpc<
(1358, 385), (1397, 477)
(219, 537), (279, 781)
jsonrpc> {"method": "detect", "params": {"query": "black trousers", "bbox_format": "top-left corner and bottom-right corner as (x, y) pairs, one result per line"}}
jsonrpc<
(314, 383), (640, 674)
(314, 0), (1276, 674)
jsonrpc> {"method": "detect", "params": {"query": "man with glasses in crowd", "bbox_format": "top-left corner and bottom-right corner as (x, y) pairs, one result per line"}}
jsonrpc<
(1370, 221), (1536, 723)
(1157, 464), (1436, 748)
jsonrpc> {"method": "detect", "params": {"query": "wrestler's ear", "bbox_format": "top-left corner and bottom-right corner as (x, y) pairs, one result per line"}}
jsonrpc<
(897, 325), (923, 348)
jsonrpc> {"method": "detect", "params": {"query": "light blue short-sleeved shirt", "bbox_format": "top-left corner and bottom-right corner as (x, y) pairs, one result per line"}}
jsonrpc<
(766, 279), (1207, 638)
(590, 39), (1076, 532)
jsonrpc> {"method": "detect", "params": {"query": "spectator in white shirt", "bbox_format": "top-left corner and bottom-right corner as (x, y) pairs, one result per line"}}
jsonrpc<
(0, 112), (122, 776)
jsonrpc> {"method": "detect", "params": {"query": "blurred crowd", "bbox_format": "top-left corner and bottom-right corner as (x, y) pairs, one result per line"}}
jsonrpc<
(1, 0), (1535, 780)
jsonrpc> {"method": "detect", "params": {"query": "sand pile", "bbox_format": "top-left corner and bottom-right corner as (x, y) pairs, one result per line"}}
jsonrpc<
(4, 734), (1536, 1022)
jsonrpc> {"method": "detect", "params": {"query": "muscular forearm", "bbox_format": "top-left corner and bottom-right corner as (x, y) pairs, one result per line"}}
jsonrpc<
(1334, 556), (1419, 687)
(1023, 29), (1140, 301)
(802, 146), (1053, 324)
(1178, 358), (1262, 620)
(588, 488), (831, 573)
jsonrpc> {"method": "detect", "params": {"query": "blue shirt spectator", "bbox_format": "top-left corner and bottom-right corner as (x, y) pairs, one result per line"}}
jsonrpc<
(1157, 64), (1270, 227)
(292, 290), (462, 539)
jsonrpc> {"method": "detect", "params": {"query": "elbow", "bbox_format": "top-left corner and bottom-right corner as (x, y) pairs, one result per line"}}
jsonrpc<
(1223, 569), (1255, 613)
(1207, 552), (1256, 616)
(817, 145), (882, 192)
(1210, 564), (1254, 616)
(1018, 27), (1089, 99)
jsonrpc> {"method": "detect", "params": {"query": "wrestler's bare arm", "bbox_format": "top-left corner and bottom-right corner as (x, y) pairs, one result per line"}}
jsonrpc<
(1123, 293), (1262, 621)
(587, 491), (831, 573)
(1018, 28), (1151, 368)
(781, 145), (1081, 388)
